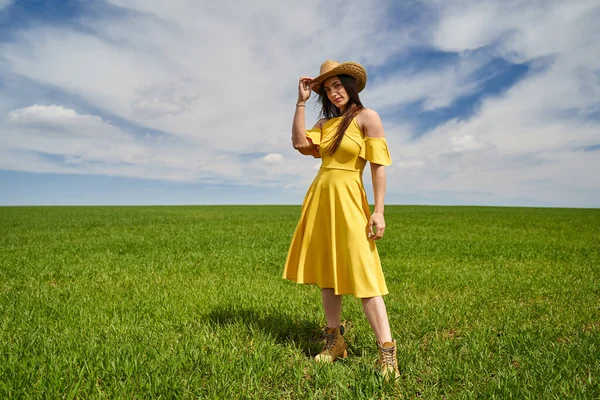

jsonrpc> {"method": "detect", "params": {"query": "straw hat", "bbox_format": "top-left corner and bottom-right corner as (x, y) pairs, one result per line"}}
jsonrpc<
(310, 60), (367, 93)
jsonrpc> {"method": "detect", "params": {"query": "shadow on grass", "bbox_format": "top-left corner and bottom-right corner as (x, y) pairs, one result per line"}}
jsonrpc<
(206, 306), (324, 358)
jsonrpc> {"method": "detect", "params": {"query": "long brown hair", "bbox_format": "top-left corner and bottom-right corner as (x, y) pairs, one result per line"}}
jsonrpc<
(317, 74), (364, 155)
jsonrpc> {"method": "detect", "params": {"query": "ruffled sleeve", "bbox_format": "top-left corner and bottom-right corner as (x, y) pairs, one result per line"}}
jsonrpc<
(305, 127), (321, 145)
(304, 127), (322, 158)
(363, 137), (392, 166)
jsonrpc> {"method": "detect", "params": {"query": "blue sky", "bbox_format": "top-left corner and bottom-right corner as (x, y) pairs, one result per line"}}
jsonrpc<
(0, 0), (599, 207)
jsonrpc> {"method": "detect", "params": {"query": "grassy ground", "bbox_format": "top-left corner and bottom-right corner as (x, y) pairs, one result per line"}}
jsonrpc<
(0, 205), (599, 399)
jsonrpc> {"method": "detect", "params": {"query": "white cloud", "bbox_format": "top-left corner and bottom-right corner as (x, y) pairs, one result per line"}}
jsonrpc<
(430, 0), (600, 61)
(0, 104), (319, 186)
(7, 105), (126, 140)
(0, 0), (599, 207)
(0, 0), (11, 11)
(0, 0), (403, 152)
(371, 0), (600, 207)
(130, 79), (200, 118)
(1, 105), (212, 181)
(364, 54), (488, 111)
(446, 135), (486, 153)
(0, 0), (409, 188)
(262, 153), (283, 165)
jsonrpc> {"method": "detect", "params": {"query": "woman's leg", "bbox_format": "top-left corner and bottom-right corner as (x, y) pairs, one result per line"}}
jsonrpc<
(315, 288), (347, 362)
(321, 288), (342, 327)
(362, 296), (392, 343)
(363, 296), (399, 381)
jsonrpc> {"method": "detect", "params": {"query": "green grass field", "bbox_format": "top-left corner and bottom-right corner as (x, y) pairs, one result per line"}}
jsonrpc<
(1, 205), (599, 399)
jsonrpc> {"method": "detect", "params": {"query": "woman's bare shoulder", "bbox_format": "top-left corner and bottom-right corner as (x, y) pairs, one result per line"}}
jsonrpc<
(357, 108), (380, 121)
(356, 108), (385, 137)
(312, 118), (328, 129)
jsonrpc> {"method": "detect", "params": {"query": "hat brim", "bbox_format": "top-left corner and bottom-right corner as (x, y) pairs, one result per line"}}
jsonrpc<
(310, 62), (367, 93)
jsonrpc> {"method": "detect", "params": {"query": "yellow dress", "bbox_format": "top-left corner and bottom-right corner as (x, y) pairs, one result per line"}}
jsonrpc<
(283, 116), (392, 298)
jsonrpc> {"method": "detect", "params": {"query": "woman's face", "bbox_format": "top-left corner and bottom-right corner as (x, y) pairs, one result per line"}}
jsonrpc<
(323, 76), (348, 110)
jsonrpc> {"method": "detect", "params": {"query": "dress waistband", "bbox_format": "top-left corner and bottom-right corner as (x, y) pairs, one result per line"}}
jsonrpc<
(319, 166), (361, 173)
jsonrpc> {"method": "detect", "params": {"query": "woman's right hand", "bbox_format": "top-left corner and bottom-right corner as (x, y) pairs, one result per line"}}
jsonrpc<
(298, 76), (313, 103)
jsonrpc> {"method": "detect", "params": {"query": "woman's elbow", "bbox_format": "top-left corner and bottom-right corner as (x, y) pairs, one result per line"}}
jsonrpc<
(292, 140), (311, 151)
(293, 143), (316, 156)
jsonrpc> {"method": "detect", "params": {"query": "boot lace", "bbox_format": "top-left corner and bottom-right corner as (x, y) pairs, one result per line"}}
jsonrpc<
(323, 331), (336, 350)
(380, 345), (396, 368)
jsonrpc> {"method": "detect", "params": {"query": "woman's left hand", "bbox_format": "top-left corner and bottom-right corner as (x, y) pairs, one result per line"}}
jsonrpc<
(367, 212), (386, 240)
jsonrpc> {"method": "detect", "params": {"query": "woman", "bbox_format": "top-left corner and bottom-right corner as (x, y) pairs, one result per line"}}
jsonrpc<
(283, 60), (399, 381)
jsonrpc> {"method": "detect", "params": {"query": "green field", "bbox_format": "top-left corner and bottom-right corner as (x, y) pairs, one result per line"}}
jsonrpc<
(1, 205), (599, 399)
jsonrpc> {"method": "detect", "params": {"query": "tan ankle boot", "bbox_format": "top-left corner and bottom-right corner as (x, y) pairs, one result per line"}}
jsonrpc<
(376, 340), (400, 382)
(314, 326), (348, 363)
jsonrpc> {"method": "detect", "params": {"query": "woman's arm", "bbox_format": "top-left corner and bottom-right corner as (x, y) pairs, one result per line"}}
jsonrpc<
(360, 109), (387, 240)
(292, 77), (316, 154)
(369, 163), (386, 240)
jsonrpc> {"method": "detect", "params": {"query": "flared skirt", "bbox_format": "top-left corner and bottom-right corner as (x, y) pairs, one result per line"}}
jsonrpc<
(283, 168), (388, 298)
